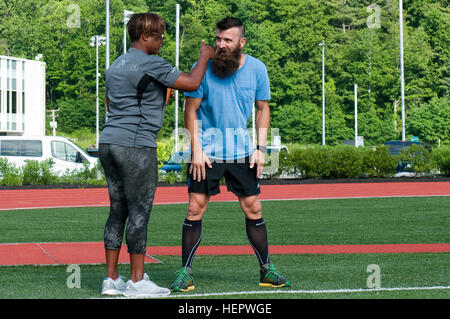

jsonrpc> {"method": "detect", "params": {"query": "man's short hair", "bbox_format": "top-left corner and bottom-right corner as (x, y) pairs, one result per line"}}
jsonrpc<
(128, 13), (166, 42)
(216, 16), (245, 38)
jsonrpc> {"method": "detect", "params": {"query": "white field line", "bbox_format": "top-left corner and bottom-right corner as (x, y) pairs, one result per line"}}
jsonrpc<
(99, 285), (450, 299)
(163, 286), (450, 298)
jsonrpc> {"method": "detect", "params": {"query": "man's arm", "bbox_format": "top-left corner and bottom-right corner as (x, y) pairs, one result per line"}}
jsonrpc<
(250, 100), (270, 178)
(184, 97), (212, 181)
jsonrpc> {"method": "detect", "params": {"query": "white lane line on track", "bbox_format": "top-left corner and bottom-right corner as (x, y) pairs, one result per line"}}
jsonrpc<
(3, 195), (450, 211)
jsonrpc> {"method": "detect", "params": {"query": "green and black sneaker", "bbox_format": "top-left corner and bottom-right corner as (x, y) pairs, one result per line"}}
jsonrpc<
(170, 267), (195, 292)
(259, 264), (291, 288)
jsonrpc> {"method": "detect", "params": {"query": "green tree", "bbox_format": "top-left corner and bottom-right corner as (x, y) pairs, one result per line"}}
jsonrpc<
(407, 96), (450, 145)
(0, 0), (448, 145)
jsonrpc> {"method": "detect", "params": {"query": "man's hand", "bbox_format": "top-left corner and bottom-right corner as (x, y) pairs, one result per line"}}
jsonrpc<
(190, 150), (212, 182)
(250, 149), (265, 179)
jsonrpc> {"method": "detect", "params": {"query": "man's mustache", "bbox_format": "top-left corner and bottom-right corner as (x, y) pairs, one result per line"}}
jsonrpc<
(215, 47), (231, 55)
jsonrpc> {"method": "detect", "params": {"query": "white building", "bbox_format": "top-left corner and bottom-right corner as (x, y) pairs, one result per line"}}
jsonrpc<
(0, 55), (46, 136)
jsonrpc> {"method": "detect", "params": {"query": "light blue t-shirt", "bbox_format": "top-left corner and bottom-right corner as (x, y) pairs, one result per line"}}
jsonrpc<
(184, 54), (270, 161)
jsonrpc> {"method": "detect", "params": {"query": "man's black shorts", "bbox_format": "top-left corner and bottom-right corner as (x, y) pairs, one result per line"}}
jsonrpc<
(187, 157), (261, 197)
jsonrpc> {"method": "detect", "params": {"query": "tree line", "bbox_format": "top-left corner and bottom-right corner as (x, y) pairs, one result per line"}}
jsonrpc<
(1, 0), (448, 146)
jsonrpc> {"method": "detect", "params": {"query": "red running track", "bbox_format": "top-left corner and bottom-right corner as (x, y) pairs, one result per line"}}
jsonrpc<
(0, 242), (159, 266)
(0, 182), (449, 211)
(1, 182), (449, 265)
(2, 242), (450, 266)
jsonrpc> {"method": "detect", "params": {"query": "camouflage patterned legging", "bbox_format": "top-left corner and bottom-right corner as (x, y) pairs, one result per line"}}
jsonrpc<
(99, 143), (158, 255)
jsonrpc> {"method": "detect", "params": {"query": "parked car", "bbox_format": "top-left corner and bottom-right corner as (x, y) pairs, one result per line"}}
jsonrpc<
(85, 147), (99, 157)
(384, 140), (423, 173)
(160, 151), (190, 173)
(0, 135), (98, 176)
(267, 144), (289, 154)
(384, 140), (422, 156)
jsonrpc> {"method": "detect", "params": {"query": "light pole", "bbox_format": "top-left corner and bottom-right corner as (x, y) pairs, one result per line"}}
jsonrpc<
(123, 10), (134, 54)
(47, 109), (59, 136)
(90, 35), (106, 148)
(354, 84), (358, 147)
(105, 0), (110, 70)
(399, 0), (406, 141)
(174, 4), (180, 151)
(318, 40), (325, 146)
(105, 0), (110, 123)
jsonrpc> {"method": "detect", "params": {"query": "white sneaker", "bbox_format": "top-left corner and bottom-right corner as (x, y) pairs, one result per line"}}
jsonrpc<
(123, 273), (171, 298)
(101, 275), (127, 296)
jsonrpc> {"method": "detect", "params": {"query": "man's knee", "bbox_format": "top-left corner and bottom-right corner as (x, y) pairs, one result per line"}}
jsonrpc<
(187, 193), (209, 220)
(240, 196), (262, 219)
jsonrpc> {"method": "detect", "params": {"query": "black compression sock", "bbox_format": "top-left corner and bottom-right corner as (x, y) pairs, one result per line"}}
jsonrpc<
(181, 219), (202, 269)
(245, 218), (270, 267)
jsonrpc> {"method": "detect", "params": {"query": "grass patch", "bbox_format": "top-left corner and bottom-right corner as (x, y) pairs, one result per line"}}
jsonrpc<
(0, 254), (449, 299)
(1, 197), (449, 245)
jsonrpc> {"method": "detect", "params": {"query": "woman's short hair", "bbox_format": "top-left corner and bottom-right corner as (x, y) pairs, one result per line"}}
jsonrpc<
(128, 13), (166, 42)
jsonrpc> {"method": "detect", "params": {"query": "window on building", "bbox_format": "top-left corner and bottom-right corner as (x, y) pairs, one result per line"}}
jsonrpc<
(11, 91), (16, 114)
(1, 57), (44, 135)
(1, 59), (25, 132)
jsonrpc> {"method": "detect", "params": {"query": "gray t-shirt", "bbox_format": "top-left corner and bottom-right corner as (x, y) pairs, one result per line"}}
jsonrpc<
(100, 47), (181, 148)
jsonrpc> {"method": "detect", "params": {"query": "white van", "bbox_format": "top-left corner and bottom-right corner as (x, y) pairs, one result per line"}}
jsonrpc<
(0, 135), (98, 176)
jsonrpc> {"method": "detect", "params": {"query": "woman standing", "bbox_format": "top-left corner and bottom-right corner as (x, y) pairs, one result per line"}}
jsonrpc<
(99, 12), (214, 297)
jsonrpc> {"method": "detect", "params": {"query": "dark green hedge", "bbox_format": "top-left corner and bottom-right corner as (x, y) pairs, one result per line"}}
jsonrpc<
(275, 145), (450, 179)
(1, 145), (450, 186)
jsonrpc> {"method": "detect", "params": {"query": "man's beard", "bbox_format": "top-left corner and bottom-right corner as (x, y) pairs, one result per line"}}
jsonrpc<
(211, 46), (242, 78)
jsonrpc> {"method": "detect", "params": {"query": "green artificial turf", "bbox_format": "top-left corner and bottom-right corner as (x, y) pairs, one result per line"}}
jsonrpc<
(1, 197), (449, 245)
(0, 196), (449, 299)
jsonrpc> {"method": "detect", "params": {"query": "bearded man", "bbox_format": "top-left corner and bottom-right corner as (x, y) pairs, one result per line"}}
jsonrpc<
(169, 16), (291, 292)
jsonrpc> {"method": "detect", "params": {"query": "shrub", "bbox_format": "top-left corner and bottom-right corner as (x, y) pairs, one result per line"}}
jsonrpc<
(274, 144), (440, 179)
(276, 147), (304, 177)
(22, 159), (58, 185)
(360, 146), (398, 177)
(285, 145), (363, 179)
(2, 171), (23, 186)
(0, 157), (9, 176)
(39, 159), (59, 185)
(0, 158), (23, 186)
(163, 171), (180, 184)
(433, 146), (450, 176)
(399, 144), (436, 175)
(308, 146), (334, 178)
(328, 145), (363, 178)
(60, 162), (105, 185)
(156, 139), (175, 169)
(1, 157), (106, 187)
(22, 160), (42, 185)
(295, 146), (333, 178)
